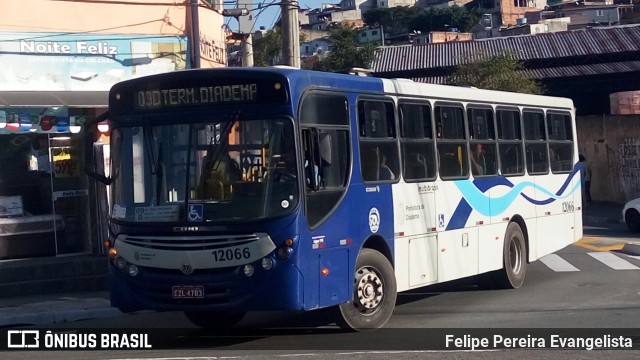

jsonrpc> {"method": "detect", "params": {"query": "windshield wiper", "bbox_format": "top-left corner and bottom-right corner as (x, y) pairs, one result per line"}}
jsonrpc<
(143, 124), (164, 206)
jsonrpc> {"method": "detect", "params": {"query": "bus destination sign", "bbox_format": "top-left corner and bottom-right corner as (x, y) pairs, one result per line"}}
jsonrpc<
(136, 84), (258, 109)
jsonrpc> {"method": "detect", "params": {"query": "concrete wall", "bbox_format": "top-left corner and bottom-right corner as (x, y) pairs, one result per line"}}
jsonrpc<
(577, 115), (640, 204)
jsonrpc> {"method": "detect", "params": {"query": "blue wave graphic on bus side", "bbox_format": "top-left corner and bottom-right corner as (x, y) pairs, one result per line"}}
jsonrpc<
(446, 164), (581, 230)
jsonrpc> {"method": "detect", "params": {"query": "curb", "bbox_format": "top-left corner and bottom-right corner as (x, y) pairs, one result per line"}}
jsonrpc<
(621, 242), (640, 256)
(0, 298), (121, 327)
(583, 215), (621, 224)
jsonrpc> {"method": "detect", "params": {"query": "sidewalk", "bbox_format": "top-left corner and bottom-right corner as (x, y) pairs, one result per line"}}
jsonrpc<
(582, 201), (624, 225)
(0, 202), (638, 328)
(0, 291), (120, 327)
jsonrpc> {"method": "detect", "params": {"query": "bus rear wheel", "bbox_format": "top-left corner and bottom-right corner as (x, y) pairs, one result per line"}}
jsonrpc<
(183, 310), (246, 329)
(334, 248), (397, 331)
(481, 222), (527, 289)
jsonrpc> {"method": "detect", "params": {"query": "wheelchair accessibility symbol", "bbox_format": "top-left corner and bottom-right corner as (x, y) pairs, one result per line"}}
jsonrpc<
(188, 204), (203, 222)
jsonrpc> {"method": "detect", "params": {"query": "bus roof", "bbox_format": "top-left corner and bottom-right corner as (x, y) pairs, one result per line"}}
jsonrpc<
(112, 67), (574, 111)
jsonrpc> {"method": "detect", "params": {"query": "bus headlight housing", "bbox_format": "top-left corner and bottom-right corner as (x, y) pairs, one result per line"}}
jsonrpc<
(243, 264), (255, 277)
(261, 257), (274, 270)
(276, 238), (295, 260)
(128, 264), (139, 277)
(115, 257), (128, 270)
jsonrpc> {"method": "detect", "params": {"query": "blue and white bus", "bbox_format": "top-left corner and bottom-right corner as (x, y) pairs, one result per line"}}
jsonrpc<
(86, 67), (582, 330)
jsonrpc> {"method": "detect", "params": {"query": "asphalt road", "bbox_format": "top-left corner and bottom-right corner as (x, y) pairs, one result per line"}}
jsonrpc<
(1, 218), (638, 359)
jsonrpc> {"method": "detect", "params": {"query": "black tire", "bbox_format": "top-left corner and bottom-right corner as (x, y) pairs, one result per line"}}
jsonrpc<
(183, 311), (246, 329)
(625, 209), (640, 233)
(334, 248), (397, 331)
(482, 222), (527, 289)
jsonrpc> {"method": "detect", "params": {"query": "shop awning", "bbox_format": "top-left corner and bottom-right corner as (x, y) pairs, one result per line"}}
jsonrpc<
(0, 91), (108, 108)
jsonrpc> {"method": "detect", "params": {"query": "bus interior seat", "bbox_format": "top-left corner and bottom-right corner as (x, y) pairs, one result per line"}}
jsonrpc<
(361, 146), (380, 181)
(407, 152), (428, 179)
(318, 133), (333, 186)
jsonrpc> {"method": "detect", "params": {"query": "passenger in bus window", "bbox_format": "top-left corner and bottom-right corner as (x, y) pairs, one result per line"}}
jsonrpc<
(380, 153), (395, 180)
(471, 143), (486, 176)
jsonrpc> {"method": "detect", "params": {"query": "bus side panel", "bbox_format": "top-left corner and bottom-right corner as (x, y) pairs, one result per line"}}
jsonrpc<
(534, 169), (581, 258)
(435, 181), (479, 282)
(392, 182), (438, 291)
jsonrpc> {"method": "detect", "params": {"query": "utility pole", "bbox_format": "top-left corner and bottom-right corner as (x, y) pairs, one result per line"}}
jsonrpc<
(241, 34), (253, 67)
(281, 0), (300, 68)
(189, 0), (201, 68)
(223, 7), (253, 67)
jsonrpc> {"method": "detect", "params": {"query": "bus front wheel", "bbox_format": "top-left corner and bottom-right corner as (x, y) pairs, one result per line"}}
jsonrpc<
(183, 310), (246, 329)
(335, 248), (397, 331)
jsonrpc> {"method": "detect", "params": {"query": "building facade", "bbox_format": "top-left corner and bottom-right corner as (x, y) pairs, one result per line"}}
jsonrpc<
(0, 0), (226, 260)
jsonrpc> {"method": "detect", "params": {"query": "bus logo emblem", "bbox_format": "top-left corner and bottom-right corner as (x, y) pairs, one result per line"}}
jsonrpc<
(369, 207), (380, 233)
(181, 263), (194, 275)
(438, 214), (445, 228)
(188, 204), (203, 222)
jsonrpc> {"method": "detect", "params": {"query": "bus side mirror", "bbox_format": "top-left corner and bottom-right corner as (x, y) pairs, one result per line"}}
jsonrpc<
(84, 113), (112, 185)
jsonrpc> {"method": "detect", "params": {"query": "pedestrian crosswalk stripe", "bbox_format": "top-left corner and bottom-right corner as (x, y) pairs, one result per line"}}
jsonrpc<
(622, 254), (640, 261)
(588, 252), (640, 270)
(539, 254), (580, 272)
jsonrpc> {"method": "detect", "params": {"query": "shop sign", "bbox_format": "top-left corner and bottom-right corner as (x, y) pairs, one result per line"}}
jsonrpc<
(53, 158), (80, 177)
(0, 31), (187, 92)
(53, 189), (89, 201)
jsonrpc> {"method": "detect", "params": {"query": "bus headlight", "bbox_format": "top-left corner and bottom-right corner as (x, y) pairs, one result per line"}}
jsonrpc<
(115, 257), (128, 270)
(261, 257), (274, 270)
(128, 264), (139, 277)
(243, 264), (255, 277)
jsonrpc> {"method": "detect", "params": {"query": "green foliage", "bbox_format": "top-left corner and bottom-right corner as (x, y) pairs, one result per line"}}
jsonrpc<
(363, 6), (420, 35)
(363, 5), (481, 35)
(447, 50), (544, 94)
(253, 29), (282, 67)
(313, 25), (378, 72)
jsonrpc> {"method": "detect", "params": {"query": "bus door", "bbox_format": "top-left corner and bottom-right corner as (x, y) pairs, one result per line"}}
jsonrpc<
(299, 91), (354, 308)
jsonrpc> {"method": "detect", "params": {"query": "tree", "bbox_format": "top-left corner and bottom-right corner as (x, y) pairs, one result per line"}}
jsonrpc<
(447, 50), (544, 94)
(253, 29), (283, 67)
(314, 25), (378, 72)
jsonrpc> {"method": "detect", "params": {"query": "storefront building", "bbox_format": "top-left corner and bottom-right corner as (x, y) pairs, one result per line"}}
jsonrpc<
(0, 1), (227, 260)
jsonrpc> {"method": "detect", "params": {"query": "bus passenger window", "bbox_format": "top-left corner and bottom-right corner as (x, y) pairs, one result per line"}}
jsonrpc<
(358, 100), (398, 183)
(468, 107), (497, 177)
(435, 104), (467, 179)
(547, 112), (573, 173)
(497, 108), (524, 176)
(523, 110), (548, 174)
(399, 102), (436, 182)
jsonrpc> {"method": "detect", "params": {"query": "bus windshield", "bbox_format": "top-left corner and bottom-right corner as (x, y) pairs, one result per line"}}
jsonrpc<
(109, 117), (299, 223)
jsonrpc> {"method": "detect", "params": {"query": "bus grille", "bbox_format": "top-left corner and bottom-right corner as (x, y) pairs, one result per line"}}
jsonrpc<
(119, 233), (263, 251)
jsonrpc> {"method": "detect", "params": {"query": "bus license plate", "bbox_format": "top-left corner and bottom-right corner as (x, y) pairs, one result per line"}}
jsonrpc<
(172, 285), (204, 299)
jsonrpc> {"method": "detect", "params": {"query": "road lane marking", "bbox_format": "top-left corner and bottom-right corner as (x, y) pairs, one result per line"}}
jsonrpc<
(539, 254), (580, 272)
(588, 252), (640, 270)
(576, 237), (626, 252)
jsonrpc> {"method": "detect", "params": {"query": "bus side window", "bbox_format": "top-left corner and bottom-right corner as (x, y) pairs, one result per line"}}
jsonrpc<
(435, 104), (467, 179)
(400, 102), (436, 182)
(358, 99), (398, 182)
(523, 110), (548, 174)
(497, 108), (525, 176)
